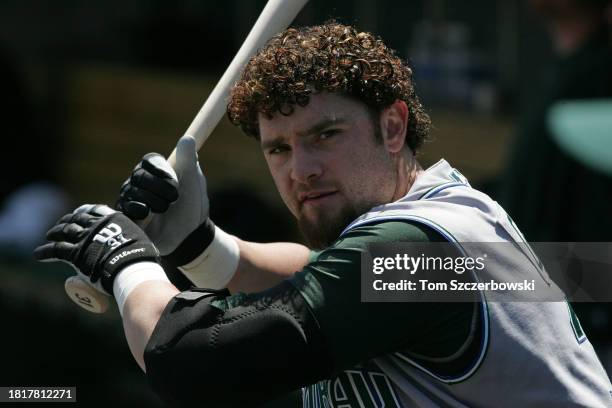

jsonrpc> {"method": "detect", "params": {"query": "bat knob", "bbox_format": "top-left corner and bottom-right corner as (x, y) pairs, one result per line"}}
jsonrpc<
(64, 276), (110, 313)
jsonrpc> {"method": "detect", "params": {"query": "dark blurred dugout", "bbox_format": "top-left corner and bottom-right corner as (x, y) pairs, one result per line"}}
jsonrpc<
(0, 0), (610, 406)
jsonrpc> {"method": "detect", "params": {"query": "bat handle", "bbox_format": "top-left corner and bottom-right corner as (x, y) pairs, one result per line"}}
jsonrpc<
(64, 275), (110, 313)
(63, 0), (309, 314)
(63, 129), (169, 312)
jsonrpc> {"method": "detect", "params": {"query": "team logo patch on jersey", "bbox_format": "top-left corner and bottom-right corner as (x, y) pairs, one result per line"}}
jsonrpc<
(303, 365), (403, 408)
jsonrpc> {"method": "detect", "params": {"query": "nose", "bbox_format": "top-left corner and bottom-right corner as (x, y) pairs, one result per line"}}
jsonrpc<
(290, 146), (322, 184)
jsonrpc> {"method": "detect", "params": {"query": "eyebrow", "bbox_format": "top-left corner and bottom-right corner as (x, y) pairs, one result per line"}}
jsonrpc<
(260, 116), (348, 150)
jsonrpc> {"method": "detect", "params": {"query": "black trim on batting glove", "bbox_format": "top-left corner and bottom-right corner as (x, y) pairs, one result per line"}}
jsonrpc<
(161, 217), (216, 267)
(34, 205), (160, 293)
(158, 218), (215, 291)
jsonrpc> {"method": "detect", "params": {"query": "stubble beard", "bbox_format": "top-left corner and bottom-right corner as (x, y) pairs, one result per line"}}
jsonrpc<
(296, 167), (397, 249)
(297, 200), (361, 250)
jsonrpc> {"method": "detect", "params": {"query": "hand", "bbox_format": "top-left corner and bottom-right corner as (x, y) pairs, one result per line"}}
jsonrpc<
(116, 135), (238, 289)
(34, 204), (160, 294)
(116, 135), (210, 256)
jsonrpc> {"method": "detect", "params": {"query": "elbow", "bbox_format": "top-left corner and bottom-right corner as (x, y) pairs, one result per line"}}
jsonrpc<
(144, 339), (231, 407)
(142, 284), (332, 406)
(144, 310), (330, 407)
(144, 327), (302, 407)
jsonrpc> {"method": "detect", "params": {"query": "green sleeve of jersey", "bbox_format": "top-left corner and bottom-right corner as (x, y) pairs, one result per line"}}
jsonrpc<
(290, 220), (476, 373)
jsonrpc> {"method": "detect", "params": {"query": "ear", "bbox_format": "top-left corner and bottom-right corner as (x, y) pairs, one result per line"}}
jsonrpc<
(380, 100), (409, 154)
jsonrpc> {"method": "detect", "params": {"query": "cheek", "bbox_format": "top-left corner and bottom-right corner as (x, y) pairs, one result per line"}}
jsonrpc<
(268, 163), (299, 216)
(342, 147), (394, 205)
(331, 157), (367, 202)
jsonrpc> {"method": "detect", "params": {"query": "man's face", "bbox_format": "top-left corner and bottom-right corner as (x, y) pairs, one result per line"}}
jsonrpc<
(259, 92), (398, 249)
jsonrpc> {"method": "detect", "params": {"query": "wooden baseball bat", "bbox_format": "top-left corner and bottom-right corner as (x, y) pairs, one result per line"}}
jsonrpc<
(65, 0), (309, 313)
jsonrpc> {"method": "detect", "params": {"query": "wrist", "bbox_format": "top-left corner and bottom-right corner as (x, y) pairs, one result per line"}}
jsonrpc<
(162, 218), (216, 265)
(84, 212), (160, 293)
(162, 219), (240, 289)
(177, 225), (240, 289)
(113, 261), (171, 316)
(99, 243), (160, 293)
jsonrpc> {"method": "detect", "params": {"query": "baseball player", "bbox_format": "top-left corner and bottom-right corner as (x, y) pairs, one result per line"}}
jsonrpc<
(35, 23), (612, 407)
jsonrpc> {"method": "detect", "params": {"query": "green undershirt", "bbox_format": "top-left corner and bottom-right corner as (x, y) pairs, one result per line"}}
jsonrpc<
(289, 220), (477, 374)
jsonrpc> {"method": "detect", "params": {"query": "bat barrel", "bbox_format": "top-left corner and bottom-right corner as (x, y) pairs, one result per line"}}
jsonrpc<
(66, 0), (309, 313)
(166, 0), (309, 168)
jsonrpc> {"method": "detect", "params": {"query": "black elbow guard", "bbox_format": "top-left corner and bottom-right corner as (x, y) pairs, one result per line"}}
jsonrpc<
(144, 282), (332, 407)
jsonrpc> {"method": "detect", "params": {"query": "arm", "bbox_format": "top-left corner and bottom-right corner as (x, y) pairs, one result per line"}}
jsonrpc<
(36, 209), (478, 406)
(117, 238), (310, 371)
(140, 278), (333, 407)
(229, 238), (309, 293)
(119, 279), (178, 371)
(135, 221), (478, 406)
(117, 135), (307, 293)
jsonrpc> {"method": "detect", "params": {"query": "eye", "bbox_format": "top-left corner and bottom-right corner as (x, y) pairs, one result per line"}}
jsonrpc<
(268, 144), (290, 155)
(318, 129), (340, 141)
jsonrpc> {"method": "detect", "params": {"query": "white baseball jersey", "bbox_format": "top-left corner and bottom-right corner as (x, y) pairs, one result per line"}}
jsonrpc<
(309, 159), (612, 407)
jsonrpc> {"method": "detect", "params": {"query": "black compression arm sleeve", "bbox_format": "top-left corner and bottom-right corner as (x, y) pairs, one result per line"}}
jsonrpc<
(143, 282), (333, 407)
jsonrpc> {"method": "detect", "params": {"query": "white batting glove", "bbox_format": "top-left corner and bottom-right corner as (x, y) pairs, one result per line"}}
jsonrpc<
(116, 135), (238, 289)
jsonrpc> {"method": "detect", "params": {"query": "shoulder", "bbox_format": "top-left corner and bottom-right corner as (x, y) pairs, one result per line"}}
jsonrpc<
(296, 220), (448, 295)
(308, 219), (447, 263)
(289, 220), (479, 373)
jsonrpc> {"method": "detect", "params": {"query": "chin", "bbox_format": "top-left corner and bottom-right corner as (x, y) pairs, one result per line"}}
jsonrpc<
(298, 204), (358, 250)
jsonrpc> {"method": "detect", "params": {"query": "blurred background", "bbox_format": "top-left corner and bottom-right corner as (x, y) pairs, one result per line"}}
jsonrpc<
(0, 0), (610, 406)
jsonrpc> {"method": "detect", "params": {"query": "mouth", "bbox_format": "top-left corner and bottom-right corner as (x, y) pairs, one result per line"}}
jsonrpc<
(299, 191), (338, 206)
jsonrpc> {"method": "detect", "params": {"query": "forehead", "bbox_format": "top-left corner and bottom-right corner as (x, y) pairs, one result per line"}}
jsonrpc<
(258, 92), (371, 140)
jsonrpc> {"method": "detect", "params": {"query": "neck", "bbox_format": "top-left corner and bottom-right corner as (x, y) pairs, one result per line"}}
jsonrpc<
(391, 151), (423, 202)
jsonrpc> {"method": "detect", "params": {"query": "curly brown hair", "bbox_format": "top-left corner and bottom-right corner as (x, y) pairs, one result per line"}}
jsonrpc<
(227, 22), (431, 152)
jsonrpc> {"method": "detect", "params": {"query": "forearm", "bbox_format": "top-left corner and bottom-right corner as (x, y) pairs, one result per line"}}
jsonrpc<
(113, 237), (309, 373)
(165, 220), (310, 293)
(113, 264), (179, 372)
(228, 238), (310, 293)
(143, 280), (332, 407)
(122, 282), (178, 371)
